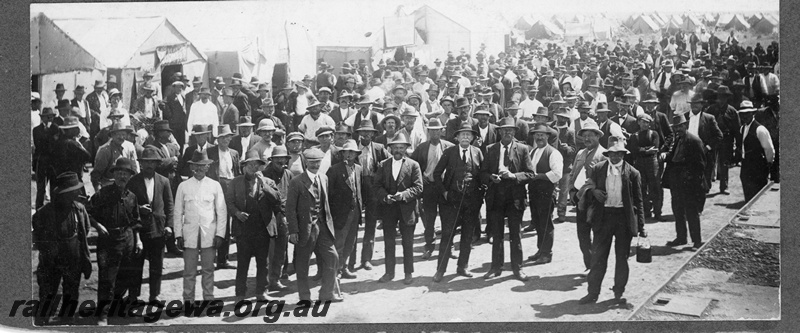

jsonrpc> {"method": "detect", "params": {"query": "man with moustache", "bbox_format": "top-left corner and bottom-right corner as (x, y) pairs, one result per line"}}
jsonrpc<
(327, 140), (364, 279)
(207, 125), (241, 269)
(568, 122), (607, 271)
(352, 120), (389, 270)
(525, 124), (563, 266)
(261, 146), (294, 290)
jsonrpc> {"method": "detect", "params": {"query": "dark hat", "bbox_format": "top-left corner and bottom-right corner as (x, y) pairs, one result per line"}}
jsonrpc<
(453, 122), (478, 137)
(716, 86), (733, 96)
(108, 122), (134, 135)
(383, 101), (398, 110)
(577, 101), (591, 109)
(387, 132), (412, 147)
(496, 116), (518, 130)
(355, 119), (379, 133)
(110, 157), (137, 174)
(454, 97), (471, 109)
(440, 96), (455, 106)
(94, 80), (106, 88)
(152, 120), (172, 133)
(533, 106), (550, 117)
(230, 73), (244, 85)
(198, 87), (212, 96)
(671, 112), (688, 126)
(315, 126), (335, 137)
(191, 124), (213, 135)
(56, 99), (71, 110)
(138, 146), (163, 162)
(529, 123), (553, 135)
(40, 107), (56, 117)
(303, 147), (326, 161)
(54, 83), (66, 92)
(216, 124), (235, 138)
(505, 101), (521, 111)
(58, 116), (81, 129)
(192, 76), (203, 85)
(241, 149), (266, 165)
(688, 93), (705, 104)
(641, 93), (659, 104)
(53, 171), (84, 194)
(188, 150), (214, 165)
(269, 146), (290, 159)
(257, 83), (270, 92)
(335, 124), (352, 135)
(213, 76), (225, 84)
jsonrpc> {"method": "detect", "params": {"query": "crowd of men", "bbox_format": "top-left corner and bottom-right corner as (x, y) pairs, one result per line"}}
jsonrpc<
(31, 27), (779, 325)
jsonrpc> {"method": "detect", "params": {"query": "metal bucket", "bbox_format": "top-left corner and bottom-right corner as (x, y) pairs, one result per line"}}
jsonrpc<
(636, 237), (652, 263)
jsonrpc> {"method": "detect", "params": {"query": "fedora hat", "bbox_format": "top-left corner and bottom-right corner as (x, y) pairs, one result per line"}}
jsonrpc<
(426, 118), (445, 130)
(533, 106), (550, 117)
(602, 140), (629, 156)
(192, 76), (203, 85)
(688, 93), (705, 104)
(54, 83), (66, 92)
(355, 95), (373, 105)
(716, 86), (733, 96)
(473, 104), (492, 116)
(40, 107), (56, 117)
(188, 150), (214, 165)
(241, 148), (266, 165)
(529, 123), (553, 135)
(143, 71), (155, 78)
(53, 172), (84, 194)
(407, 93), (423, 102)
(381, 114), (401, 127)
(152, 120), (172, 133)
(671, 112), (688, 126)
(340, 139), (361, 154)
(191, 124), (213, 135)
(230, 73), (244, 85)
(387, 132), (412, 147)
(110, 157), (138, 174)
(578, 121), (603, 137)
(213, 76), (225, 85)
(497, 116), (518, 130)
(58, 116), (81, 129)
(576, 101), (591, 109)
(249, 77), (261, 85)
(237, 116), (254, 127)
(198, 87), (212, 95)
(141, 82), (155, 92)
(355, 119), (379, 133)
(453, 122), (478, 137)
(383, 101), (398, 111)
(269, 145), (290, 159)
(318, 87), (333, 95)
(641, 93), (659, 104)
(440, 96), (455, 106)
(505, 102), (521, 111)
(595, 102), (612, 113)
(94, 80), (106, 88)
(287, 132), (304, 142)
(554, 107), (571, 118)
(400, 109), (419, 118)
(108, 122), (134, 135)
(303, 147), (326, 161)
(335, 124), (352, 135)
(108, 88), (122, 98)
(738, 100), (757, 113)
(216, 124), (235, 137)
(315, 126), (334, 137)
(257, 119), (277, 132)
(138, 146), (163, 162)
(338, 91), (353, 100)
(306, 100), (322, 110)
(56, 99), (71, 110)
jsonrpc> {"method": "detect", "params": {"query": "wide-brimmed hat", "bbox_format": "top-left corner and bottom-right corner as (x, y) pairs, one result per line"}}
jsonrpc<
(241, 148), (266, 165)
(269, 146), (290, 159)
(188, 150), (214, 165)
(392, 85), (407, 94)
(191, 124), (213, 135)
(315, 126), (334, 137)
(716, 86), (733, 96)
(110, 157), (137, 174)
(93, 80), (106, 88)
(191, 76), (203, 86)
(236, 116), (254, 127)
(400, 109), (419, 118)
(688, 93), (705, 104)
(40, 107), (56, 117)
(230, 73), (244, 85)
(58, 116), (81, 129)
(198, 87), (211, 96)
(334, 124), (352, 135)
(426, 118), (445, 130)
(109, 122), (134, 135)
(340, 139), (362, 154)
(381, 114), (401, 127)
(138, 147), (163, 162)
(453, 122), (478, 137)
(671, 112), (688, 126)
(529, 123), (554, 135)
(54, 83), (66, 92)
(55, 99), (71, 111)
(473, 104), (492, 117)
(440, 96), (455, 106)
(738, 100), (758, 113)
(505, 102), (521, 111)
(257, 119), (277, 132)
(578, 121), (603, 137)
(641, 93), (659, 104)
(355, 119), (379, 133)
(318, 87), (333, 96)
(306, 100), (322, 110)
(387, 132), (412, 147)
(602, 140), (629, 156)
(145, 120), (170, 134)
(497, 117), (518, 130)
(53, 172), (84, 194)
(108, 88), (122, 98)
(216, 124), (235, 137)
(555, 107), (572, 118)
(576, 101), (591, 109)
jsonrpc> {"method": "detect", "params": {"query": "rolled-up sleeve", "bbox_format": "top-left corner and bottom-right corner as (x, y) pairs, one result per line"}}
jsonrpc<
(546, 149), (563, 183)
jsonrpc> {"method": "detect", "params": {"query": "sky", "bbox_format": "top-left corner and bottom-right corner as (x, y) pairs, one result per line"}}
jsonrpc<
(31, 0), (779, 50)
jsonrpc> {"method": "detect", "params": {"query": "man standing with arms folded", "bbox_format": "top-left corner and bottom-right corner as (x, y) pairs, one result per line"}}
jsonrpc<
(525, 123), (563, 266)
(432, 123), (484, 283)
(480, 117), (535, 282)
(286, 148), (342, 303)
(173, 150), (227, 305)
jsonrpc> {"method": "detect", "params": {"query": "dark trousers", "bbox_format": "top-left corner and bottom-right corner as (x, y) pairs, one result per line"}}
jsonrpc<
(636, 155), (662, 216)
(528, 182), (555, 256)
(129, 236), (165, 300)
(488, 198), (525, 272)
(359, 176), (379, 264)
(36, 239), (82, 318)
(741, 157), (770, 202)
(703, 149), (718, 192)
(236, 237), (270, 296)
(295, 223), (338, 301)
(35, 158), (54, 209)
(421, 183), (440, 252)
(770, 140), (780, 182)
(671, 188), (703, 244)
(437, 194), (480, 273)
(334, 210), (360, 271)
(96, 229), (136, 315)
(716, 135), (735, 186)
(217, 178), (232, 264)
(572, 191), (593, 270)
(587, 208), (633, 296)
(268, 218), (289, 285)
(382, 205), (417, 275)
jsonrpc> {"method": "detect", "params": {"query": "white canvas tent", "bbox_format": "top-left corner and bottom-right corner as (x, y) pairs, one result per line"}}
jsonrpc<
(525, 20), (564, 40)
(630, 15), (660, 34)
(411, 5), (506, 62)
(514, 15), (537, 31)
(683, 15), (703, 31)
(724, 14), (751, 31)
(753, 16), (778, 34)
(30, 12), (106, 104)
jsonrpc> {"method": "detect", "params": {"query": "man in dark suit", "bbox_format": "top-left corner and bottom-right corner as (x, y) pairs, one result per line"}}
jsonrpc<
(687, 93), (723, 194)
(352, 120), (390, 270)
(480, 117), (535, 281)
(33, 107), (58, 208)
(229, 116), (261, 158)
(286, 148), (342, 303)
(445, 97), (478, 144)
(185, 77), (203, 119)
(327, 140), (363, 280)
(261, 146), (294, 290)
(663, 112), (706, 249)
(525, 124), (564, 265)
(553, 109), (577, 222)
(226, 149), (284, 301)
(612, 100), (640, 135)
(373, 132), (424, 285)
(179, 125), (215, 178)
(126, 147), (174, 305)
(220, 88), (240, 129)
(207, 125), (241, 270)
(431, 123), (484, 282)
(163, 82), (187, 148)
(578, 140), (646, 305)
(503, 102), (530, 142)
(736, 101), (775, 202)
(349, 96), (384, 143)
(410, 118), (454, 259)
(229, 74), (253, 117)
(706, 86), (742, 194)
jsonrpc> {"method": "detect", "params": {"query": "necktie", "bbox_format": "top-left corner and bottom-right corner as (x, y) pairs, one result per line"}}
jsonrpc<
(311, 176), (319, 197)
(659, 72), (667, 91)
(503, 145), (511, 167)
(462, 149), (467, 163)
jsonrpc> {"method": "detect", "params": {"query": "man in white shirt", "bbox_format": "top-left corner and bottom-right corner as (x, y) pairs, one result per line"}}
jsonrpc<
(397, 109), (426, 154)
(186, 88), (220, 138)
(650, 60), (674, 104)
(297, 101), (336, 148)
(315, 126), (336, 176)
(250, 119), (278, 163)
(565, 66), (584, 94)
(737, 101), (775, 201)
(519, 86), (544, 122)
(173, 149), (227, 303)
(670, 77), (694, 116)
(526, 124), (563, 266)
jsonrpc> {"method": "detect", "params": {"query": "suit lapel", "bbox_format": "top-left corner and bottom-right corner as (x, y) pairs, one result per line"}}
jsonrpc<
(299, 172), (314, 196)
(597, 162), (609, 191)
(396, 159), (408, 185)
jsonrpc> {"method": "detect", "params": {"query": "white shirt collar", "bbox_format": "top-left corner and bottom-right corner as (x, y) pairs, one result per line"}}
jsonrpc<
(306, 170), (318, 183)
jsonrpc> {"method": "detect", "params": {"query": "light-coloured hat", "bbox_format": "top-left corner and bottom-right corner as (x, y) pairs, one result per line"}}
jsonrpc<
(602, 140), (629, 156)
(737, 100), (757, 113)
(340, 139), (361, 154)
(256, 119), (277, 132)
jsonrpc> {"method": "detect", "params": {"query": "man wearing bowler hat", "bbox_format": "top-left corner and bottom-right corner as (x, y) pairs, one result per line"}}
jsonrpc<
(578, 138), (646, 305)
(286, 148), (342, 302)
(173, 149), (228, 304)
(126, 147), (174, 306)
(480, 117), (535, 281)
(226, 148), (284, 301)
(88, 158), (142, 325)
(32, 172), (93, 325)
(736, 100), (775, 202)
(431, 122), (484, 282)
(91, 122), (139, 191)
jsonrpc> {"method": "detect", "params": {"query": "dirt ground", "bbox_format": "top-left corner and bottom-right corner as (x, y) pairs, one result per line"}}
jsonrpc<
(31, 165), (774, 325)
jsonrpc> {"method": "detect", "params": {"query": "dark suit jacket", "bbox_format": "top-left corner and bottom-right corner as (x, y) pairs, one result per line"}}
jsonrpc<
(433, 145), (484, 195)
(221, 104), (239, 128)
(207, 146), (241, 181)
(472, 123), (498, 153)
(179, 143), (216, 177)
(163, 94), (186, 132)
(556, 126), (577, 172)
(445, 117), (478, 144)
(585, 160), (645, 235)
(286, 172), (335, 246)
(663, 132), (707, 194)
(479, 140), (536, 211)
(185, 91), (198, 118)
(691, 111), (724, 151)
(32, 123), (58, 160)
(233, 89), (252, 116)
(226, 173), (284, 238)
(126, 172), (174, 239)
(612, 114), (640, 135)
(330, 106), (355, 125)
(326, 162), (363, 229)
(229, 133), (262, 157)
(373, 157), (424, 225)
(410, 140), (455, 178)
